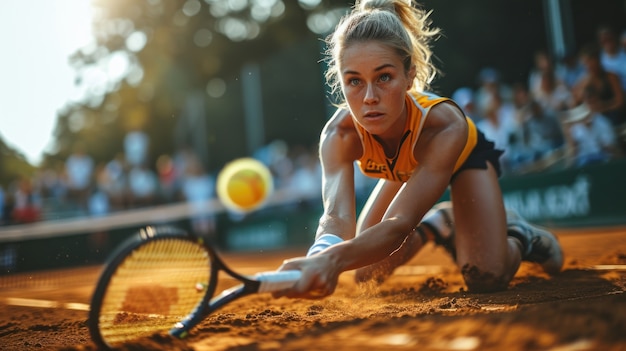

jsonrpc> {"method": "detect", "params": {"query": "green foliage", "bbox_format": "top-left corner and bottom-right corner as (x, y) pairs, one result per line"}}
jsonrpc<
(45, 0), (341, 172)
(0, 139), (36, 188)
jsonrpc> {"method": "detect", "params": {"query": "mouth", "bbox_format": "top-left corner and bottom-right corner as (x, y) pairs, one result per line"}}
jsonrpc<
(363, 111), (384, 119)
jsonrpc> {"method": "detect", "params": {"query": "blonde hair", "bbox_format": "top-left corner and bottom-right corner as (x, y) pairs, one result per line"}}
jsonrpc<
(324, 0), (440, 105)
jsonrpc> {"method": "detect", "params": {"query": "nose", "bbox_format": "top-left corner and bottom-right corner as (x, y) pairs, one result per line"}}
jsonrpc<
(364, 83), (378, 104)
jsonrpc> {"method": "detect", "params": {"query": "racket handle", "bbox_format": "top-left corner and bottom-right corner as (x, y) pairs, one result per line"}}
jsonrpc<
(254, 270), (302, 293)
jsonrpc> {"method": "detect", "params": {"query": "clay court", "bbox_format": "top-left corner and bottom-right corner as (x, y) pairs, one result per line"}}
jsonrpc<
(0, 225), (624, 351)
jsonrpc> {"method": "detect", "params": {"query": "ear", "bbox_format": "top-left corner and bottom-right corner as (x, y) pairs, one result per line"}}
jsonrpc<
(407, 64), (417, 90)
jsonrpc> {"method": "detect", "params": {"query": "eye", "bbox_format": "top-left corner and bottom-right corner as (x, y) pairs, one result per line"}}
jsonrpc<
(348, 78), (361, 86)
(379, 73), (391, 82)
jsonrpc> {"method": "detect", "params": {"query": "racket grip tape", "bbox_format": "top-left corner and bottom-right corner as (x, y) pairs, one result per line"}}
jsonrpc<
(255, 270), (302, 293)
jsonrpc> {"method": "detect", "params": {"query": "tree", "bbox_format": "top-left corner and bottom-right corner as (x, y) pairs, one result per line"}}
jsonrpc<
(0, 138), (35, 188)
(45, 0), (350, 171)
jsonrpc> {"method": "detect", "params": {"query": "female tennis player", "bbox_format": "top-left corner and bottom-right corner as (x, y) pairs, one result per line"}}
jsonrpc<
(275, 0), (563, 299)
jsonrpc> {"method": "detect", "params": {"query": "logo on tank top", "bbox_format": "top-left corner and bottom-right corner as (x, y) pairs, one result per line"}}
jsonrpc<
(363, 159), (387, 174)
(362, 159), (414, 182)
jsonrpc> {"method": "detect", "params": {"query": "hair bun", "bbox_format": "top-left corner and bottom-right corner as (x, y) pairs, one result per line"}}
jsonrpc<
(358, 0), (398, 13)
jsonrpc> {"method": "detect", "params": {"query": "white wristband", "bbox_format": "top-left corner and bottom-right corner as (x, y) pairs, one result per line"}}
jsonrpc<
(306, 234), (344, 257)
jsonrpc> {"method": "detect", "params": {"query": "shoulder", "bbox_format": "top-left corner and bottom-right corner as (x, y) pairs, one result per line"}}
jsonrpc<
(425, 99), (467, 129)
(321, 109), (357, 139)
(416, 97), (469, 150)
(320, 108), (362, 161)
(409, 92), (465, 121)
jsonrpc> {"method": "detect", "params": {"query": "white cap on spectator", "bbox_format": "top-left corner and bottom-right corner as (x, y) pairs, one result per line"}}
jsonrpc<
(560, 103), (591, 124)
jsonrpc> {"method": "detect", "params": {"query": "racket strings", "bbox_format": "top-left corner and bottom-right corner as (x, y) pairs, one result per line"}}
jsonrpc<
(97, 238), (211, 345)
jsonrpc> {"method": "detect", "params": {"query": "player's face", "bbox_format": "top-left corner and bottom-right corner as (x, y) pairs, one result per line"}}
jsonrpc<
(339, 41), (414, 138)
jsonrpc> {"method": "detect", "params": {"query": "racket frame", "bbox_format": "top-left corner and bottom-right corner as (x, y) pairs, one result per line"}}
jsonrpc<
(88, 226), (217, 348)
(88, 226), (283, 348)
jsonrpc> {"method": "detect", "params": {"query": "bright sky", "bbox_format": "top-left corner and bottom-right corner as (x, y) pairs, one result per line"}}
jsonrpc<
(0, 0), (94, 166)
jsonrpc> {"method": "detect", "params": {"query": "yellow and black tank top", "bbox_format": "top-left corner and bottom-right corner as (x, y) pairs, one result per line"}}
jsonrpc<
(355, 91), (477, 182)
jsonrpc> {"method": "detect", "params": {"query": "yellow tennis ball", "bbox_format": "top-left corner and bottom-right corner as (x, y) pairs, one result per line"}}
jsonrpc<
(216, 158), (273, 212)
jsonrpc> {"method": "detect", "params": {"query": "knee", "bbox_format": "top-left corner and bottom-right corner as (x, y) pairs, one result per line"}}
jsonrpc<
(460, 264), (510, 293)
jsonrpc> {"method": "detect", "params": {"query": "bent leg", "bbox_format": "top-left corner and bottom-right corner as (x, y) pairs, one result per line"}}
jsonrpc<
(450, 163), (522, 292)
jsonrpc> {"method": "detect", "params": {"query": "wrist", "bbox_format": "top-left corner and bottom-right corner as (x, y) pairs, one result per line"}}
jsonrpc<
(306, 233), (344, 257)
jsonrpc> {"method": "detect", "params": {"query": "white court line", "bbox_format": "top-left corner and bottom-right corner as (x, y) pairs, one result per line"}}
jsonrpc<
(589, 265), (626, 271)
(393, 264), (626, 275)
(4, 297), (90, 311)
(393, 265), (450, 276)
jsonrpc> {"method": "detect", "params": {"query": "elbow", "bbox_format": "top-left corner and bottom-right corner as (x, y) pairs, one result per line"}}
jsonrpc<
(385, 216), (418, 241)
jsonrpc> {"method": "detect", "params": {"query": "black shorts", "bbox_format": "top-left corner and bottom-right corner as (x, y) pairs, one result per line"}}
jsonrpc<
(451, 129), (504, 183)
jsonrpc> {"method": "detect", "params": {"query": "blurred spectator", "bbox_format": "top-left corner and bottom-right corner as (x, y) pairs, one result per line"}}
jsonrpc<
(255, 140), (293, 190)
(65, 143), (95, 211)
(180, 153), (216, 238)
(512, 83), (566, 172)
(0, 185), (4, 225)
(101, 153), (127, 210)
(573, 43), (626, 127)
(35, 167), (67, 206)
(287, 145), (322, 207)
(597, 26), (626, 91)
(88, 184), (110, 218)
(11, 177), (41, 224)
(560, 103), (620, 167)
(533, 69), (574, 114)
(124, 128), (150, 167)
(1, 187), (13, 225)
(475, 94), (519, 173)
(528, 50), (556, 97)
(527, 50), (573, 114)
(91, 163), (113, 216)
(127, 164), (159, 208)
(620, 30), (626, 54)
(474, 67), (512, 118)
(476, 91), (517, 149)
(523, 100), (565, 161)
(556, 50), (587, 90)
(512, 82), (533, 120)
(87, 167), (111, 258)
(452, 87), (477, 118)
(156, 154), (179, 203)
(511, 83), (540, 169)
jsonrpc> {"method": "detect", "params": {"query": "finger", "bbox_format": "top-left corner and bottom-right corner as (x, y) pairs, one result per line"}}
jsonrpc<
(273, 279), (323, 300)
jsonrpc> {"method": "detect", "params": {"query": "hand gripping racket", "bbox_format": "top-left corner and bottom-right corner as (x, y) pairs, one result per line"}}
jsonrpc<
(88, 226), (301, 349)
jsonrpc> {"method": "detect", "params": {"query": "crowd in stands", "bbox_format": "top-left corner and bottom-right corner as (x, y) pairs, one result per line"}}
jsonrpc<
(457, 25), (626, 175)
(1, 25), (625, 227)
(0, 137), (327, 229)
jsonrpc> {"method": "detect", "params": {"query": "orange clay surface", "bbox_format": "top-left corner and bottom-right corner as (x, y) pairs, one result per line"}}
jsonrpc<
(0, 226), (625, 351)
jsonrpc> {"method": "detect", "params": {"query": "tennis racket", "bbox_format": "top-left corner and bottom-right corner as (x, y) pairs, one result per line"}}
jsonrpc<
(88, 226), (301, 349)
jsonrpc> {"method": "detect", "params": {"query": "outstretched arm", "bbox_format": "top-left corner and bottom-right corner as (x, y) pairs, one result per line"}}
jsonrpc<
(328, 102), (468, 272)
(314, 109), (362, 242)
